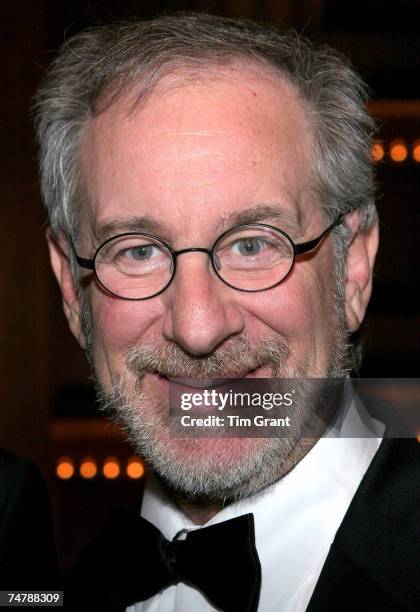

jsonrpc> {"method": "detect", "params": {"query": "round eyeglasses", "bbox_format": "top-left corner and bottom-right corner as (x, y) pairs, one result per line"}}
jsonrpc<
(71, 216), (343, 300)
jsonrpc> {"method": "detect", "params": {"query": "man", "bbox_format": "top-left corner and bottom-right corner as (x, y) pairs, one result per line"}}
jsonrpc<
(35, 13), (418, 612)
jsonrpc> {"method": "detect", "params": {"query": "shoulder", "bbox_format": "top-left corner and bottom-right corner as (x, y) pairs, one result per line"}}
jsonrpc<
(347, 438), (419, 522)
(308, 438), (419, 612)
(0, 449), (43, 514)
(338, 438), (419, 609)
(0, 447), (32, 477)
(0, 449), (60, 589)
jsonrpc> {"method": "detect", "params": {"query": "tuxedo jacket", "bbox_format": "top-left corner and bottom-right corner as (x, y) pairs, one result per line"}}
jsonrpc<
(65, 438), (419, 612)
(0, 449), (60, 590)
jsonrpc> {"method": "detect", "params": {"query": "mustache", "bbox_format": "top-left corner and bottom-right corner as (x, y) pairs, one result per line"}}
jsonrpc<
(125, 335), (291, 379)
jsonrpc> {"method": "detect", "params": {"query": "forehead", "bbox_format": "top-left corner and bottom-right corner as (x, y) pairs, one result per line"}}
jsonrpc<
(79, 64), (318, 245)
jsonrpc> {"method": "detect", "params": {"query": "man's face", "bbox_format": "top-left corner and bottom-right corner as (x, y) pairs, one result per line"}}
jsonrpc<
(63, 65), (351, 500)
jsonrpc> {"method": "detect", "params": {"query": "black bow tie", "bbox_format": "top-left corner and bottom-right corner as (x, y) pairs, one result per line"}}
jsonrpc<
(65, 507), (261, 612)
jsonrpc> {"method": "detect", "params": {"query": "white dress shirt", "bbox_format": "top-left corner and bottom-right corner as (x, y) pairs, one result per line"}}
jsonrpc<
(127, 391), (384, 612)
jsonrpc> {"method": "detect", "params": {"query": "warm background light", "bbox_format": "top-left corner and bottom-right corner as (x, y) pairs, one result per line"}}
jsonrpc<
(80, 457), (97, 479)
(412, 140), (420, 163)
(371, 142), (384, 162)
(103, 457), (121, 479)
(390, 139), (408, 162)
(126, 458), (145, 479)
(56, 457), (74, 480)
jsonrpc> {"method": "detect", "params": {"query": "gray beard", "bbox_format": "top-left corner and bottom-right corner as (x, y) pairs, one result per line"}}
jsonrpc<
(94, 325), (351, 505)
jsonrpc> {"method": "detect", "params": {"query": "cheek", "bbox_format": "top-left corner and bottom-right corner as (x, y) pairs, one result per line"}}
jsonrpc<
(89, 291), (162, 379)
(245, 265), (337, 345)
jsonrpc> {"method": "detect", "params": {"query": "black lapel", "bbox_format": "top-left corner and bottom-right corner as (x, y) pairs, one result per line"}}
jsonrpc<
(307, 438), (420, 612)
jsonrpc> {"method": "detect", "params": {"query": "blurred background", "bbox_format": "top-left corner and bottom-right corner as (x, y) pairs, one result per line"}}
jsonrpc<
(1, 0), (419, 571)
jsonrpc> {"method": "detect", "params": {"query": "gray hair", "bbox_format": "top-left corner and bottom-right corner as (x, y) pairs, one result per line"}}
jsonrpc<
(34, 12), (376, 245)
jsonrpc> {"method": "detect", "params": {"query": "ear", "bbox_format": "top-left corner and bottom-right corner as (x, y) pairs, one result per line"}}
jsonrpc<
(344, 211), (379, 332)
(46, 228), (86, 348)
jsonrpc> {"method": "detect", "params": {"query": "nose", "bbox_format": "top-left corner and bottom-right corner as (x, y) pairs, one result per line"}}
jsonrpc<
(161, 253), (245, 355)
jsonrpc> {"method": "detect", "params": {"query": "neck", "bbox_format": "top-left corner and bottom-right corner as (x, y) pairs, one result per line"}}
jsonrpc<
(173, 496), (223, 525)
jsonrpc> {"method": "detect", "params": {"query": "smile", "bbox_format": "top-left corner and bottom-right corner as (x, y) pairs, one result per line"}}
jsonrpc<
(157, 365), (273, 390)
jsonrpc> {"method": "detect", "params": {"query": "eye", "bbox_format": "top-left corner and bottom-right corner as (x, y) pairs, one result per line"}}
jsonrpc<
(231, 237), (266, 256)
(215, 227), (293, 272)
(122, 244), (160, 261)
(113, 242), (169, 272)
(98, 236), (172, 276)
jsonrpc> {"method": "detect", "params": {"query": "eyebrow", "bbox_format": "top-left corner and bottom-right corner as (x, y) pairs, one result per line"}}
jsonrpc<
(93, 203), (300, 246)
(93, 216), (168, 244)
(219, 204), (301, 234)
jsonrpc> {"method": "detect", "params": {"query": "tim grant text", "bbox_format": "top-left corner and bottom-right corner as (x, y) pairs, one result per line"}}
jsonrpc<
(180, 415), (292, 427)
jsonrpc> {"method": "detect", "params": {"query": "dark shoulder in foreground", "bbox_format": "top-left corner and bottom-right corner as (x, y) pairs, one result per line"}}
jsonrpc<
(0, 449), (60, 590)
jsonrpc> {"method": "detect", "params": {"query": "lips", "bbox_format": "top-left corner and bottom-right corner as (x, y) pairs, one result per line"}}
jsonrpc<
(162, 365), (273, 389)
(170, 377), (244, 389)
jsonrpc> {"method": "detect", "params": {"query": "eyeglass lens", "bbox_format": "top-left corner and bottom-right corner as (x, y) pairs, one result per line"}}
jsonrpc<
(94, 226), (294, 299)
